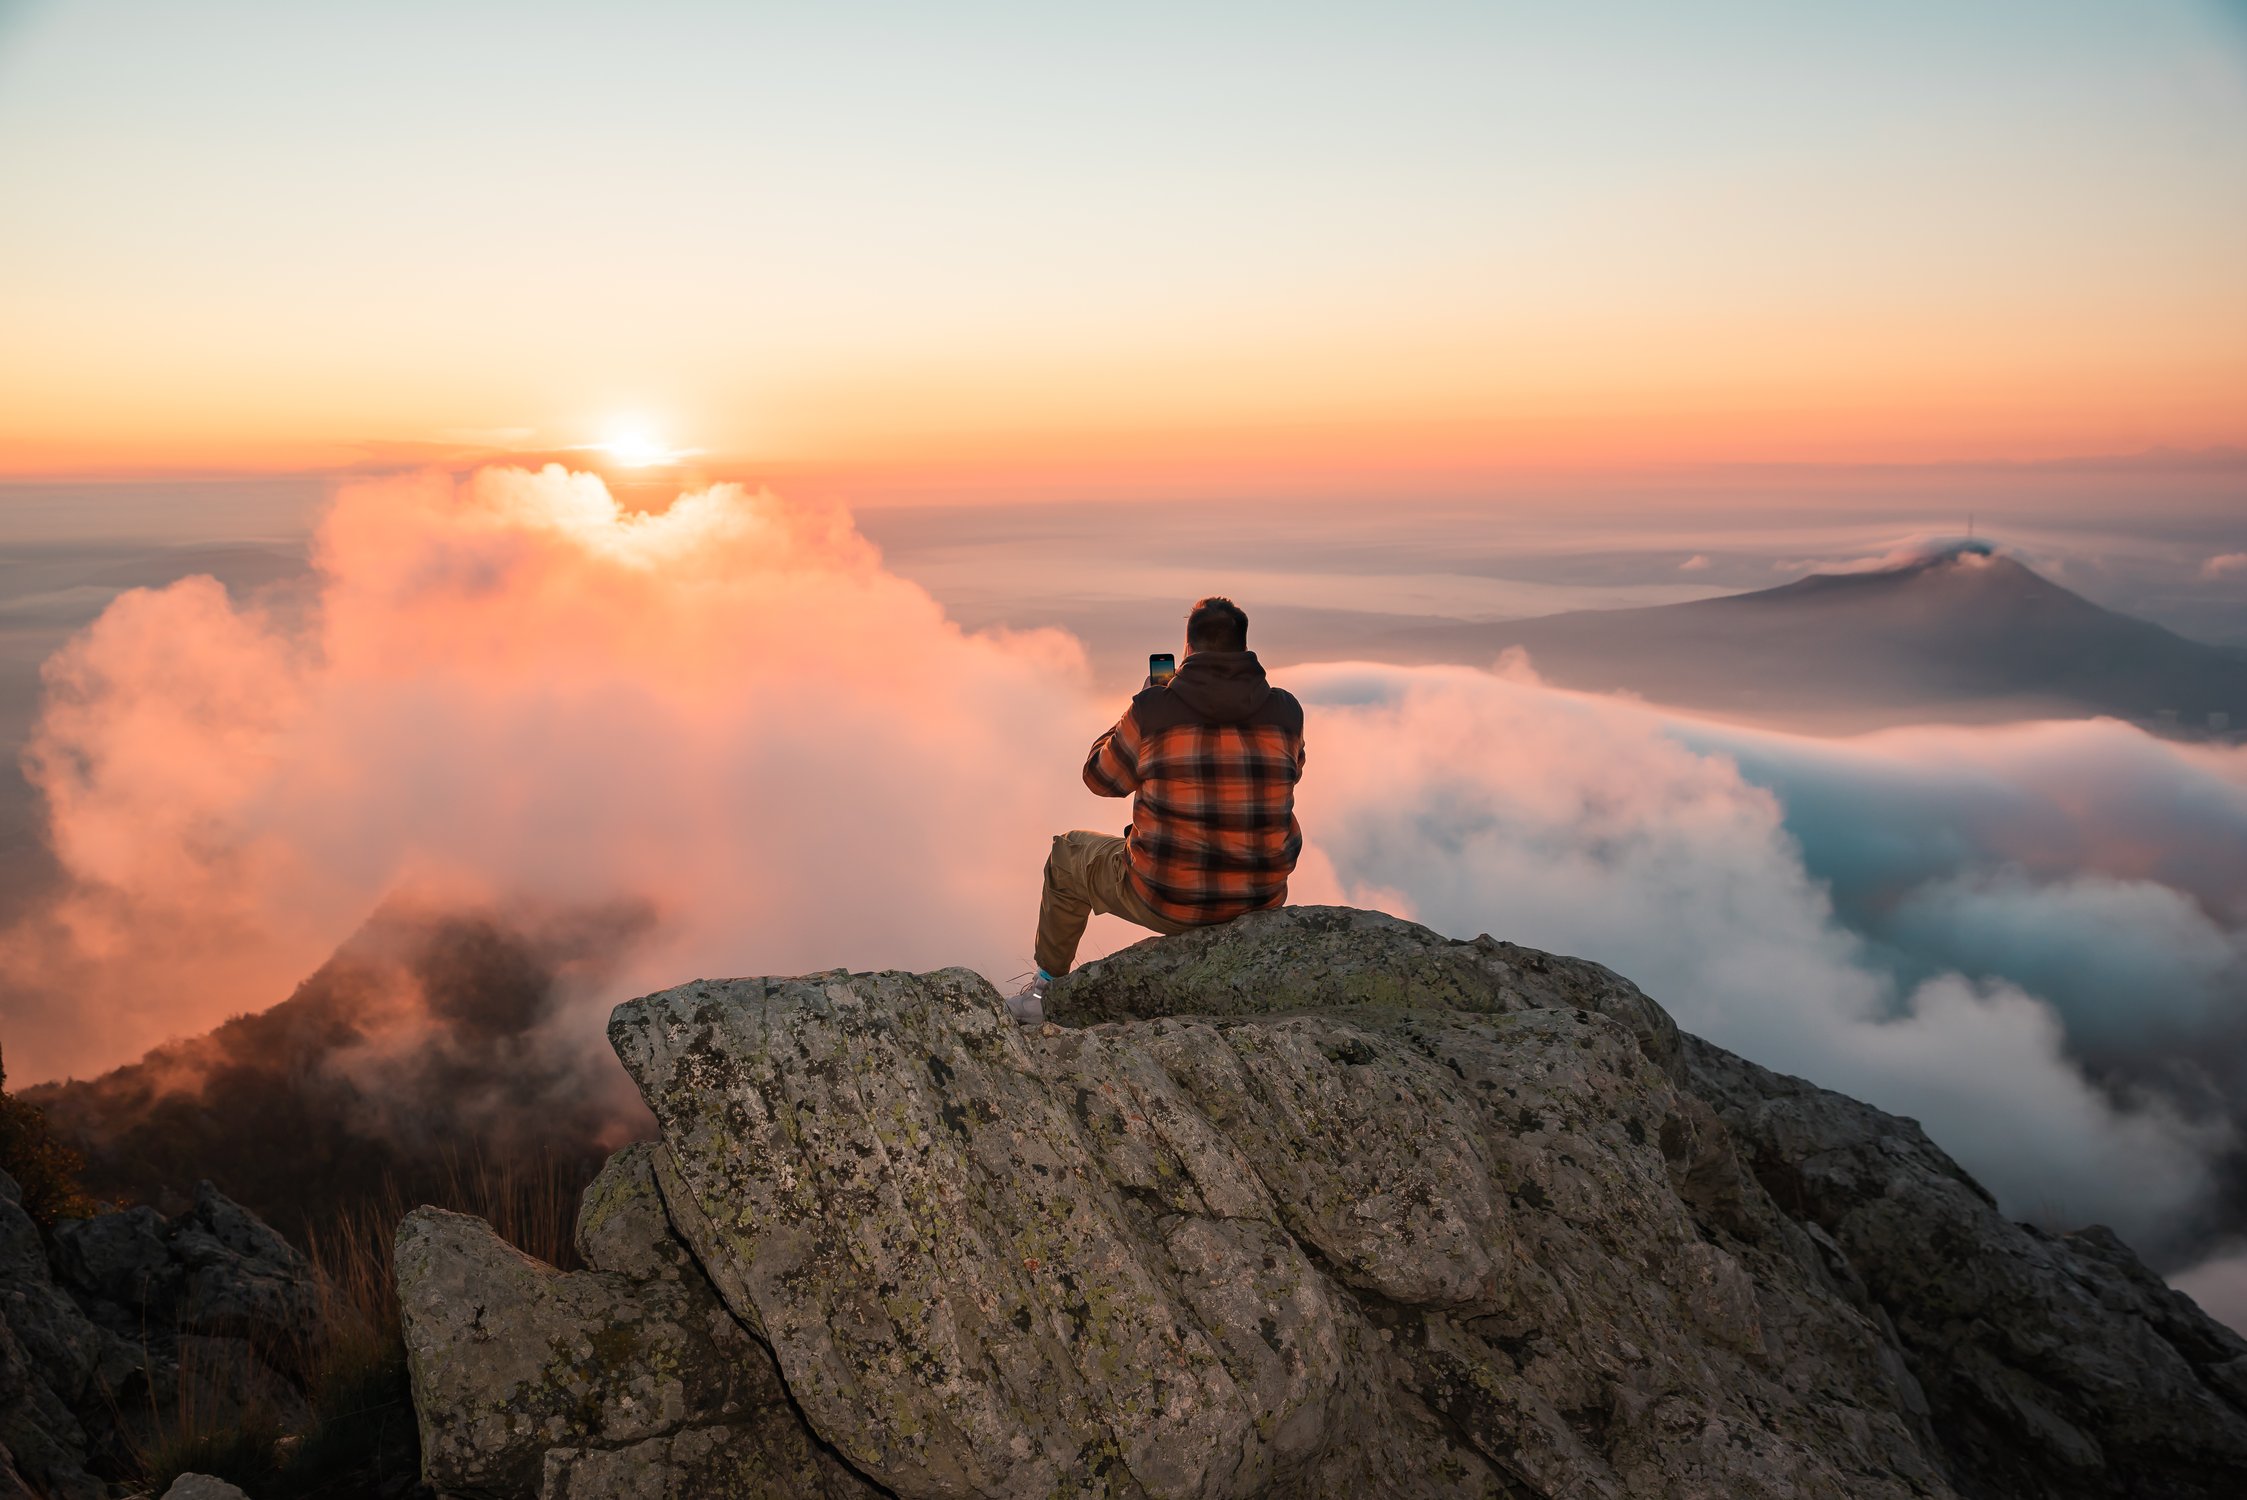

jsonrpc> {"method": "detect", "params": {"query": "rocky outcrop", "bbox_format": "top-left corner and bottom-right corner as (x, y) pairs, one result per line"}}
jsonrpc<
(55, 1181), (320, 1350)
(396, 1143), (873, 1500)
(1684, 1035), (2247, 1500)
(397, 906), (2247, 1499)
(0, 1172), (319, 1499)
(0, 1170), (114, 1500)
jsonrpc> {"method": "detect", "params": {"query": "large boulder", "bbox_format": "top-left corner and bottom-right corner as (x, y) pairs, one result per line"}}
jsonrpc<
(607, 928), (1942, 1498)
(398, 905), (2247, 1499)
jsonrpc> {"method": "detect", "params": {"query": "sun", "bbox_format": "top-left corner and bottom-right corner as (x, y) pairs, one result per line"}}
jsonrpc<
(571, 415), (706, 470)
(597, 427), (677, 468)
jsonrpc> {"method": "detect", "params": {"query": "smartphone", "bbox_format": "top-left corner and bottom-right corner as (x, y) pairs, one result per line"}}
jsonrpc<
(1149, 652), (1177, 686)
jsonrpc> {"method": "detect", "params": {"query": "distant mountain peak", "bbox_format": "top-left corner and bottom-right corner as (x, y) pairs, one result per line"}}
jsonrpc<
(1407, 534), (2247, 731)
(1882, 536), (1997, 571)
(1808, 536), (2000, 582)
(1761, 540), (2070, 608)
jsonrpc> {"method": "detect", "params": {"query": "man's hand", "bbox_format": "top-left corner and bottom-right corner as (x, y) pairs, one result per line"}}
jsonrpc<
(1142, 674), (1161, 691)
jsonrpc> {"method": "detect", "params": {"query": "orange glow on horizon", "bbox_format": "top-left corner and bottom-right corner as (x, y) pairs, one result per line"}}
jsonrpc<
(2, 4), (2242, 489)
(5, 271), (2243, 482)
(4, 381), (2241, 489)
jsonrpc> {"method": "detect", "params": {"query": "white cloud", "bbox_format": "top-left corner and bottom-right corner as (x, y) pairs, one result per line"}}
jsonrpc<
(1290, 664), (2236, 1249)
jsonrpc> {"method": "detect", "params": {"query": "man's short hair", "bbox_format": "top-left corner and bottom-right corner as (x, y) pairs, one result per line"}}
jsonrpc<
(1186, 596), (1249, 652)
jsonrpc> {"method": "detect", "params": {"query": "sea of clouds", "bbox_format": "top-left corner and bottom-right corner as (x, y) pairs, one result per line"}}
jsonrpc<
(5, 466), (2243, 1321)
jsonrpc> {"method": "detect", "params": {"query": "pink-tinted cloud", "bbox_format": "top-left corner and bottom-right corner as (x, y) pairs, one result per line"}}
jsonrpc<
(2204, 552), (2247, 581)
(6, 466), (1105, 1083)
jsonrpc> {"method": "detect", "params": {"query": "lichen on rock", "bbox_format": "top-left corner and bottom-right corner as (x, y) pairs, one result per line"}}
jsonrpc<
(397, 905), (2247, 1500)
(395, 1145), (854, 1500)
(609, 918), (1935, 1498)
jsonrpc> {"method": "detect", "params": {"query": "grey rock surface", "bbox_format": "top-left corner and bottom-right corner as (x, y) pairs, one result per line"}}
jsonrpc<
(538, 1408), (874, 1500)
(161, 1474), (253, 1500)
(0, 1176), (103, 1498)
(1684, 1032), (2247, 1500)
(610, 922), (1943, 1499)
(1050, 905), (1684, 1077)
(570, 1142), (700, 1286)
(397, 1141), (880, 1500)
(0, 1171), (317, 1500)
(53, 1179), (319, 1345)
(399, 904), (2247, 1500)
(0, 1300), (99, 1500)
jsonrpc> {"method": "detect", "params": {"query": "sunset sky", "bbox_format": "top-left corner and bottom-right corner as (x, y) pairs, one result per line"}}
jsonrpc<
(8, 0), (2247, 1337)
(3, 0), (2244, 482)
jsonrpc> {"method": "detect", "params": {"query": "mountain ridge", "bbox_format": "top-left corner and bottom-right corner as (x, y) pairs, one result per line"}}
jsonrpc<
(1395, 544), (2247, 731)
(24, 901), (646, 1242)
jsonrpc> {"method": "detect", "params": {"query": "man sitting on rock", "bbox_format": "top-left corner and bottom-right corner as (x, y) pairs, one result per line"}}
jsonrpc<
(1008, 596), (1306, 1023)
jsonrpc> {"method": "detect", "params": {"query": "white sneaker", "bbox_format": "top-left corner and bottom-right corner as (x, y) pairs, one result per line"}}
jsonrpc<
(1005, 975), (1050, 1025)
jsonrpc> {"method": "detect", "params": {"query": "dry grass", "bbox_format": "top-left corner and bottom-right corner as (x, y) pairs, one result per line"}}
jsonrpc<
(304, 1144), (591, 1353)
(134, 1144), (601, 1498)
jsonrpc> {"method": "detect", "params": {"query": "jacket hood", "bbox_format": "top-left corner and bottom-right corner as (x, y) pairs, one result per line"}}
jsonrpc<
(1167, 649), (1272, 724)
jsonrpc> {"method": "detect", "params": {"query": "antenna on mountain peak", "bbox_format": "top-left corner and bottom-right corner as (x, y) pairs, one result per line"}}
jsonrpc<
(1968, 512), (1975, 541)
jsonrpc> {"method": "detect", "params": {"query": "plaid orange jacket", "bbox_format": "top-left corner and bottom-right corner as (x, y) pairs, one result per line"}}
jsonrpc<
(1083, 649), (1305, 925)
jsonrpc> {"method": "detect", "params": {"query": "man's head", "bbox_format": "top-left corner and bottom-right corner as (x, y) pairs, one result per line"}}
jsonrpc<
(1185, 596), (1249, 654)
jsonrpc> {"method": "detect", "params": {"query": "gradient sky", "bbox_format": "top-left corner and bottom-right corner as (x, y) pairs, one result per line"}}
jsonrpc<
(2, 0), (2244, 479)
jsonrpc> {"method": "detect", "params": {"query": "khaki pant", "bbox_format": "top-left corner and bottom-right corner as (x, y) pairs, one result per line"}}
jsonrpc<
(1035, 831), (1194, 976)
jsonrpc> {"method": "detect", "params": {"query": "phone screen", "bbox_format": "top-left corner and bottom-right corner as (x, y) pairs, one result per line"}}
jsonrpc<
(1149, 652), (1177, 685)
